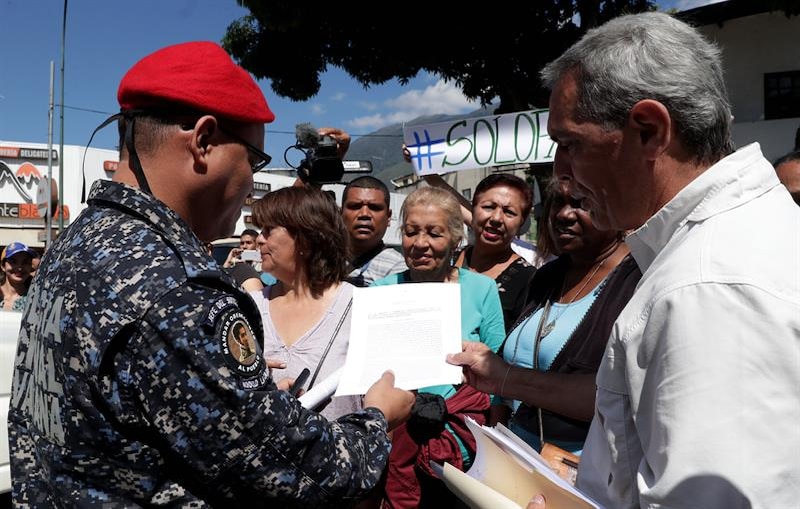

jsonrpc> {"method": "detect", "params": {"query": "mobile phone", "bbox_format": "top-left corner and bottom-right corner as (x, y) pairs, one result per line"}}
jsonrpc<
(240, 249), (260, 262)
(290, 368), (311, 397)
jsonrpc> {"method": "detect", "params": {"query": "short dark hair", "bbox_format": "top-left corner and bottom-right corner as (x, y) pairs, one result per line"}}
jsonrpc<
(343, 176), (390, 208)
(472, 173), (533, 221)
(117, 114), (177, 157)
(251, 186), (349, 297)
(774, 150), (800, 168)
(240, 229), (259, 239)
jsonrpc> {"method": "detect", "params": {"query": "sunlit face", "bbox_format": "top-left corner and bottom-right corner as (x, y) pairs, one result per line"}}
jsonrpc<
(548, 72), (634, 231)
(776, 160), (800, 205)
(258, 226), (297, 282)
(341, 187), (391, 255)
(2, 253), (32, 285)
(472, 185), (526, 249)
(240, 234), (257, 250)
(547, 181), (618, 256)
(402, 204), (455, 281)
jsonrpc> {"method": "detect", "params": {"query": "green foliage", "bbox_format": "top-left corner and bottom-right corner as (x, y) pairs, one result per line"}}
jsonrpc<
(223, 0), (654, 113)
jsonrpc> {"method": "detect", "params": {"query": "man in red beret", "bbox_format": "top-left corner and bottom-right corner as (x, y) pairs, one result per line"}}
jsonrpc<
(9, 41), (413, 507)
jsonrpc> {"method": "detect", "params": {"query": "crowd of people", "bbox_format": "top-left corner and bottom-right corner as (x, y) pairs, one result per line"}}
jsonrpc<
(6, 9), (799, 509)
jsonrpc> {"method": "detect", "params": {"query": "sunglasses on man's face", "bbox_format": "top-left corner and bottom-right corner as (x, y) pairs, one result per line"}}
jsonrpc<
(218, 126), (272, 173)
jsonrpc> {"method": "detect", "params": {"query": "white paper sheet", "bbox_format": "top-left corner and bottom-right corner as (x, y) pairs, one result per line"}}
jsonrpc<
(297, 368), (342, 410)
(334, 283), (463, 396)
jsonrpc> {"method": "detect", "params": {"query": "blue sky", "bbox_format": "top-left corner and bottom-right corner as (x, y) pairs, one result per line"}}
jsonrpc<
(0, 0), (722, 168)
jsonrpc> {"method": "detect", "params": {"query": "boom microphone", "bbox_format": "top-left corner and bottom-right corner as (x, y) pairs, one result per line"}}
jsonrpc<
(295, 123), (321, 148)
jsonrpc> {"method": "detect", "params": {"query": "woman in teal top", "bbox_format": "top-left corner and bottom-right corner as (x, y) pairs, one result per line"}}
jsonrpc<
(373, 186), (505, 508)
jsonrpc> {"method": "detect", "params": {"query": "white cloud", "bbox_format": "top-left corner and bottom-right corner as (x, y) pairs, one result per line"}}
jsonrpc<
(310, 103), (326, 115)
(330, 92), (346, 101)
(347, 79), (478, 131)
(349, 114), (388, 130)
(356, 100), (380, 112)
(386, 79), (477, 116)
(348, 110), (427, 131)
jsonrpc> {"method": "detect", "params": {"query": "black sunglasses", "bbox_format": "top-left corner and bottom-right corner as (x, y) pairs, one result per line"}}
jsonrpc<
(218, 125), (272, 173)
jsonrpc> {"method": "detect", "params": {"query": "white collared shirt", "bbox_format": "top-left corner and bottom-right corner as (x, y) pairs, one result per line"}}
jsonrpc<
(578, 143), (800, 508)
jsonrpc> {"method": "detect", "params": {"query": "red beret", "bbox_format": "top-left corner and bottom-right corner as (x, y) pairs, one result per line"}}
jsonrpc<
(118, 41), (274, 124)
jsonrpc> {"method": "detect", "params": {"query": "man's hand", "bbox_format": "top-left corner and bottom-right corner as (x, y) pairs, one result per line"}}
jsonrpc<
(446, 341), (509, 396)
(265, 358), (290, 391)
(527, 494), (546, 508)
(223, 247), (242, 268)
(364, 371), (414, 431)
(318, 127), (351, 159)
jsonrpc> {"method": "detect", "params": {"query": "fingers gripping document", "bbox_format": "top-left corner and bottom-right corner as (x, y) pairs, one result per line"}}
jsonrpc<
(334, 283), (464, 396)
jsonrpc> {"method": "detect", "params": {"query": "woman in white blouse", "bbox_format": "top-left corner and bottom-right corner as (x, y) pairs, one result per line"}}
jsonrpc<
(249, 185), (360, 420)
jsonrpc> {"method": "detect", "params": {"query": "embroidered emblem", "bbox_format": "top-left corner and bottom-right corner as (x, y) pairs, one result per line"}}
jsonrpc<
(204, 296), (238, 330)
(218, 309), (264, 379)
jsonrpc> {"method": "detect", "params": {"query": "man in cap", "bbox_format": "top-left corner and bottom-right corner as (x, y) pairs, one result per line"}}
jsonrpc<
(9, 41), (413, 507)
(451, 11), (799, 509)
(0, 241), (36, 312)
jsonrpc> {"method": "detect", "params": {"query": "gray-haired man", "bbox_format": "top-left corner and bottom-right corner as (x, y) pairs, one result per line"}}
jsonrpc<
(452, 11), (799, 509)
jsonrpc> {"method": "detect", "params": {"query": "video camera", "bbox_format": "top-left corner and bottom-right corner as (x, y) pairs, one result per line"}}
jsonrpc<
(292, 123), (343, 184)
(285, 123), (372, 185)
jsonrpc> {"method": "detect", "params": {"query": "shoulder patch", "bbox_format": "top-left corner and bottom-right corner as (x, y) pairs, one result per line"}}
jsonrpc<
(206, 295), (270, 391)
(204, 295), (239, 330)
(219, 310), (263, 376)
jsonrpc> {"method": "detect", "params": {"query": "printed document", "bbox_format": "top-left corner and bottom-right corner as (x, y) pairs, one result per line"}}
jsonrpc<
(335, 283), (463, 396)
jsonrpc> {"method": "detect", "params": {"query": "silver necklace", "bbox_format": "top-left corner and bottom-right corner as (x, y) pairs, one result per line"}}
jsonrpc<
(540, 257), (607, 338)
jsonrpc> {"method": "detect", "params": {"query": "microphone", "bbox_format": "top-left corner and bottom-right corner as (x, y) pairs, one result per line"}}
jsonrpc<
(295, 123), (321, 148)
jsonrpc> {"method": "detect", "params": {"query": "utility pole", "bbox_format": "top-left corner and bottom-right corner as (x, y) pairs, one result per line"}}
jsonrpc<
(46, 61), (54, 248)
(58, 0), (68, 233)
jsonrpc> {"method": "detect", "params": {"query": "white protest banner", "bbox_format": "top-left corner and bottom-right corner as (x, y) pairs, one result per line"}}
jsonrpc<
(403, 109), (555, 175)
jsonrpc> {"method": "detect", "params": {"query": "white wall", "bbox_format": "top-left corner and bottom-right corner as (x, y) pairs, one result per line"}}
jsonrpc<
(698, 11), (800, 160)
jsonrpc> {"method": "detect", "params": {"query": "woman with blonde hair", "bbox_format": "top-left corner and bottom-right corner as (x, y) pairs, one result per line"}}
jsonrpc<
(373, 185), (505, 508)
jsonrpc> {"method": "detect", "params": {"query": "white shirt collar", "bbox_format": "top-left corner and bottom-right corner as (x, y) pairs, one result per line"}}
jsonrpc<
(626, 143), (779, 272)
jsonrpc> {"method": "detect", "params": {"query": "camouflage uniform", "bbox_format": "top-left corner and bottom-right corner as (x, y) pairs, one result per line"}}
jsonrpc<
(9, 180), (390, 508)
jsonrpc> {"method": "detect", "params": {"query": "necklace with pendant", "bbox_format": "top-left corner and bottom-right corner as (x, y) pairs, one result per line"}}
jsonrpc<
(540, 256), (608, 338)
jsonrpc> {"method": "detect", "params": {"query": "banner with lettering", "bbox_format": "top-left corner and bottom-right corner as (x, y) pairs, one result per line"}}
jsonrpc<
(403, 109), (555, 175)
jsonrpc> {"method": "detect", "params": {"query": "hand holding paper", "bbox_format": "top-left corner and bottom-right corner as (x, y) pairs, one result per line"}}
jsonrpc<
(446, 340), (509, 396)
(363, 370), (415, 431)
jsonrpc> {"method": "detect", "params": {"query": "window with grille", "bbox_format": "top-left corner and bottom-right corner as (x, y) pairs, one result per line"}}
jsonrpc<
(765, 71), (800, 120)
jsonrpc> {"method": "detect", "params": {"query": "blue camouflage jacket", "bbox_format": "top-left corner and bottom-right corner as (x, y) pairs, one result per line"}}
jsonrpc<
(8, 180), (389, 507)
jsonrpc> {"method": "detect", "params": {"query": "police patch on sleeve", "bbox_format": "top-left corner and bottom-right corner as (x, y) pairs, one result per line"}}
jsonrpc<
(213, 306), (269, 391)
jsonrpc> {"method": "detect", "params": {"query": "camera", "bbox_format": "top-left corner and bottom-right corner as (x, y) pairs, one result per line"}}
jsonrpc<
(290, 123), (345, 184)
